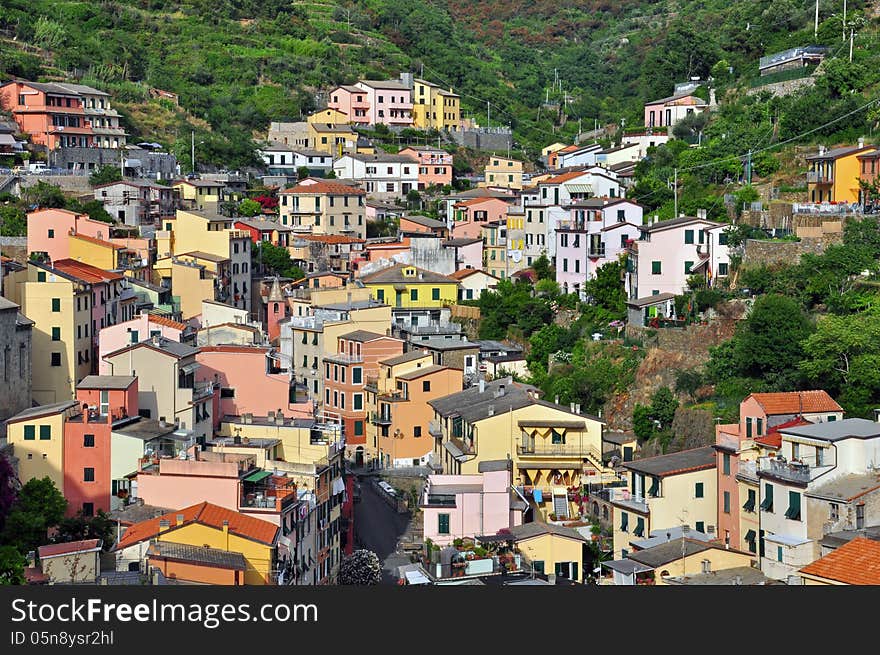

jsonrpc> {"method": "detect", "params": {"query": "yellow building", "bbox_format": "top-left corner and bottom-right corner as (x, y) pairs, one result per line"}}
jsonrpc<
(412, 79), (461, 131)
(507, 522), (590, 582)
(217, 416), (329, 468)
(167, 257), (217, 320)
(806, 143), (876, 203)
(483, 156), (524, 190)
(113, 502), (279, 585)
(541, 142), (568, 158)
(278, 179), (367, 239)
(481, 220), (516, 280)
(5, 401), (78, 491)
(429, 378), (612, 521)
(23, 262), (94, 404)
(306, 108), (349, 125)
(622, 540), (755, 586)
(172, 180), (225, 210)
(308, 123), (359, 156)
(611, 446), (718, 560)
(359, 264), (458, 310)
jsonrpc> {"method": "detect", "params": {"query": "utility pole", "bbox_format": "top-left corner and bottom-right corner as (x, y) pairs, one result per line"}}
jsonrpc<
(746, 150), (752, 185)
(191, 130), (195, 175)
(843, 0), (847, 41)
(673, 168), (678, 217)
(850, 28), (854, 62)
(487, 101), (490, 129)
(814, 0), (819, 38)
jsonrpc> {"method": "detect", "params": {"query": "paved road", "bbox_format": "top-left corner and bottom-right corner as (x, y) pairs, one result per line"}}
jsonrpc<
(353, 476), (413, 584)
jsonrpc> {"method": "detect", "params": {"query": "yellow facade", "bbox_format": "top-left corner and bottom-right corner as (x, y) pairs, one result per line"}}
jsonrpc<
(6, 406), (72, 492)
(612, 467), (718, 560)
(69, 235), (120, 271)
(514, 533), (586, 582)
(483, 157), (524, 190)
(169, 259), (215, 320)
(363, 269), (458, 310)
(170, 209), (238, 259)
(23, 265), (92, 404)
(807, 148), (873, 203)
(172, 182), (223, 209)
(652, 548), (754, 585)
(541, 143), (568, 157)
(412, 80), (461, 131)
(308, 124), (358, 155)
(157, 522), (275, 585)
(217, 421), (327, 468)
(307, 108), (349, 125)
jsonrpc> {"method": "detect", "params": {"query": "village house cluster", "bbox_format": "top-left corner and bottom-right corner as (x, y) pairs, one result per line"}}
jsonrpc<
(1, 70), (877, 588)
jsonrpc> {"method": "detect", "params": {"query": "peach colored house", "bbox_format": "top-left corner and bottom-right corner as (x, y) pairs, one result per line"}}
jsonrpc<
(0, 80), (90, 149)
(399, 215), (449, 238)
(353, 80), (413, 127)
(715, 391), (844, 553)
(326, 85), (371, 126)
(98, 313), (189, 374)
(195, 345), (305, 421)
(421, 460), (524, 546)
(451, 197), (512, 239)
(399, 146), (453, 189)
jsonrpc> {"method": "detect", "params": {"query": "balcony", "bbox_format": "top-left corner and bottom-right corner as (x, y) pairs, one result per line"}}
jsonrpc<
(193, 380), (214, 400)
(429, 420), (443, 438)
(517, 442), (603, 460)
(370, 411), (392, 425)
(588, 245), (606, 257)
(364, 376), (379, 392)
(607, 487), (649, 514)
(757, 456), (814, 484)
(807, 171), (832, 184)
(324, 352), (364, 365)
(422, 493), (456, 507)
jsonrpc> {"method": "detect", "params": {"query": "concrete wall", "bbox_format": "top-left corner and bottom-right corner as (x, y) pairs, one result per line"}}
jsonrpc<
(53, 147), (178, 178)
(0, 304), (32, 421)
(448, 129), (513, 152)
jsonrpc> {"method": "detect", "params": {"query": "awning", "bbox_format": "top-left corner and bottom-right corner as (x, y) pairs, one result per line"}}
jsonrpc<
(0, 134), (15, 146)
(443, 441), (466, 461)
(124, 158), (143, 168)
(405, 570), (431, 585)
(603, 559), (653, 575)
(243, 470), (273, 483)
(179, 362), (201, 375)
(764, 533), (810, 547)
(565, 184), (594, 194)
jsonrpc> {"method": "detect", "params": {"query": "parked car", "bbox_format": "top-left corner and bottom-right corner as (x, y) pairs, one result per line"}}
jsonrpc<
(378, 480), (397, 497)
(353, 482), (362, 503)
(27, 163), (48, 175)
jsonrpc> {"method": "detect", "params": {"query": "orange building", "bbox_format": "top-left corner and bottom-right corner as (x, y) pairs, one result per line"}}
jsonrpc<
(322, 331), (404, 455)
(64, 375), (138, 517)
(0, 80), (91, 150)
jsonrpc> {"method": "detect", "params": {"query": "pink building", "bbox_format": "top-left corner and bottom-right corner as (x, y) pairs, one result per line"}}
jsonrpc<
(555, 199), (644, 298)
(444, 238), (483, 271)
(195, 345), (310, 421)
(643, 93), (708, 131)
(354, 80), (413, 126)
(98, 312), (189, 374)
(451, 197), (512, 239)
(399, 146), (453, 189)
(714, 391), (844, 552)
(327, 85), (371, 125)
(421, 460), (524, 546)
(27, 208), (152, 265)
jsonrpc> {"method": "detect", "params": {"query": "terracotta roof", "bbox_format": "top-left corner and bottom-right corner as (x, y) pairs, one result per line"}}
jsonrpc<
(798, 538), (880, 584)
(454, 196), (506, 208)
(51, 259), (123, 283)
(114, 502), (278, 551)
(71, 233), (124, 249)
(539, 171), (588, 185)
(748, 391), (843, 415)
(449, 268), (498, 280)
(293, 233), (365, 244)
(359, 263), (457, 285)
(280, 180), (365, 196)
(754, 416), (812, 449)
(198, 345), (270, 354)
(38, 539), (101, 559)
(148, 315), (187, 331)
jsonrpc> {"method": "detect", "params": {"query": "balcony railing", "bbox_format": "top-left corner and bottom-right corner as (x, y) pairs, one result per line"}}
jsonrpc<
(588, 246), (606, 257)
(370, 411), (392, 425)
(517, 442), (602, 460)
(423, 494), (456, 507)
(757, 456), (812, 484)
(807, 171), (832, 184)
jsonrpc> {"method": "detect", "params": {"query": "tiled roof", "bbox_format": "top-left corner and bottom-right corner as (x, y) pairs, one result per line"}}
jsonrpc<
(754, 416), (812, 449)
(358, 79), (410, 90)
(359, 263), (457, 285)
(293, 233), (364, 244)
(147, 541), (247, 570)
(380, 350), (432, 367)
(748, 391), (843, 415)
(336, 329), (388, 343)
(622, 446), (716, 477)
(449, 268), (497, 280)
(77, 375), (137, 390)
(38, 539), (102, 559)
(506, 522), (589, 542)
(51, 259), (123, 283)
(281, 181), (366, 195)
(6, 400), (77, 423)
(114, 501), (279, 551)
(798, 537), (880, 584)
(539, 171), (588, 185)
(148, 315), (187, 331)
(627, 539), (713, 568)
(70, 233), (124, 249)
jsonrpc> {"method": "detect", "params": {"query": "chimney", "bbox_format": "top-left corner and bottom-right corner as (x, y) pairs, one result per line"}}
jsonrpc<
(859, 137), (865, 148)
(152, 334), (160, 346)
(158, 519), (170, 533)
(498, 384), (506, 396)
(734, 575), (743, 586)
(570, 402), (576, 413)
(151, 569), (160, 585)
(575, 403), (581, 414)
(873, 408), (880, 423)
(487, 404), (495, 417)
(555, 395), (560, 405)
(176, 513), (184, 527)
(233, 434), (241, 445)
(818, 145), (826, 156)
(479, 379), (485, 393)
(275, 411), (284, 425)
(222, 519), (229, 534)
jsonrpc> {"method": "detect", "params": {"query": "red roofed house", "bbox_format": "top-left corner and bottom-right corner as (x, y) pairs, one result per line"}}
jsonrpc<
(451, 196), (512, 239)
(98, 312), (191, 374)
(715, 391), (844, 557)
(799, 537), (880, 585)
(449, 267), (499, 301)
(37, 539), (103, 583)
(112, 501), (280, 584)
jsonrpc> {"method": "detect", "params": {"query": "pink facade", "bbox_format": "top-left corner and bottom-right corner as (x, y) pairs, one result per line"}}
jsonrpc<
(399, 147), (453, 189)
(644, 94), (708, 130)
(451, 240), (483, 271)
(195, 346), (301, 419)
(99, 313), (185, 374)
(451, 197), (512, 239)
(136, 456), (241, 513)
(327, 85), (370, 125)
(0, 81), (90, 150)
(421, 466), (521, 546)
(27, 208), (152, 264)
(354, 81), (413, 126)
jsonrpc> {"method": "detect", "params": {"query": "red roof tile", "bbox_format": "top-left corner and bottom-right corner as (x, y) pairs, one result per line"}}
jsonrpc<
(454, 197), (505, 208)
(294, 234), (365, 244)
(148, 315), (188, 331)
(280, 181), (365, 196)
(71, 233), (124, 249)
(38, 539), (101, 558)
(755, 417), (812, 449)
(114, 502), (278, 551)
(539, 171), (587, 185)
(799, 538), (880, 585)
(51, 259), (123, 283)
(749, 391), (842, 415)
(449, 268), (498, 280)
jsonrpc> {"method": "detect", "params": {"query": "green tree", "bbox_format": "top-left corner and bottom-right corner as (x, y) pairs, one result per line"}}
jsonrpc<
(0, 477), (67, 554)
(238, 198), (262, 217)
(584, 258), (626, 317)
(0, 546), (25, 585)
(632, 403), (655, 440)
(22, 182), (66, 209)
(0, 206), (27, 237)
(296, 166), (311, 180)
(88, 165), (122, 187)
(650, 387), (679, 430)
(255, 242), (304, 280)
(532, 253), (553, 281)
(674, 368), (704, 402)
(55, 511), (116, 550)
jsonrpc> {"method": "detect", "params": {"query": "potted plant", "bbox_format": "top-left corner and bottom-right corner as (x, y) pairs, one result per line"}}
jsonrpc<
(549, 513), (558, 521)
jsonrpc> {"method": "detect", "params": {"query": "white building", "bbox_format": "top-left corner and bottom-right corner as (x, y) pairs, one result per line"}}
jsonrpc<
(332, 153), (420, 201)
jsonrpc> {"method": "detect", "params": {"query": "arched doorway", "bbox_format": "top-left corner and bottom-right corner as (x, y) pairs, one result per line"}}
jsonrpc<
(354, 446), (364, 467)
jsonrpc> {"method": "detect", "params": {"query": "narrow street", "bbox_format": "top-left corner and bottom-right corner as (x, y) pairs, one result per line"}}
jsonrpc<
(353, 475), (414, 584)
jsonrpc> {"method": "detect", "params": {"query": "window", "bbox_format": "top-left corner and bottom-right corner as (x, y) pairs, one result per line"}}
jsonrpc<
(84, 434), (95, 448)
(37, 271), (46, 282)
(422, 380), (431, 392)
(23, 425), (35, 440)
(723, 491), (731, 514)
(51, 298), (61, 312)
(353, 394), (363, 410)
(718, 262), (729, 276)
(352, 367), (362, 384)
(376, 289), (385, 302)
(51, 353), (61, 367)
(648, 477), (660, 497)
(414, 426), (422, 437)
(438, 513), (450, 535)
(777, 546), (783, 563)
(410, 289), (418, 301)
(634, 517), (645, 537)
(816, 447), (824, 467)
(619, 511), (629, 532)
(82, 503), (94, 518)
(684, 229), (694, 244)
(48, 229), (55, 239)
(695, 521), (705, 533)
(785, 491), (801, 521)
(743, 488), (756, 513)
(51, 327), (60, 341)
(744, 529), (757, 553)
(756, 417), (764, 436)
(431, 288), (440, 301)
(722, 453), (731, 476)
(684, 261), (693, 274)
(830, 503), (839, 521)
(695, 482), (704, 498)
(760, 483), (773, 512)
(857, 503), (865, 529)
(84, 467), (95, 482)
(746, 417), (752, 438)
(651, 261), (661, 275)
(719, 232), (728, 246)
(354, 420), (364, 437)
